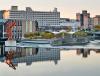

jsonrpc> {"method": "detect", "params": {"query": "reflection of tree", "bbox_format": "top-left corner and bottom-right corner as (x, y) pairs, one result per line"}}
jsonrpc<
(4, 51), (16, 70)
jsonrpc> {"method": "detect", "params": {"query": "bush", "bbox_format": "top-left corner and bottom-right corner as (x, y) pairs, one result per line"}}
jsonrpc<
(73, 31), (88, 37)
(55, 32), (69, 38)
(41, 32), (55, 39)
(94, 25), (100, 31)
(24, 31), (55, 39)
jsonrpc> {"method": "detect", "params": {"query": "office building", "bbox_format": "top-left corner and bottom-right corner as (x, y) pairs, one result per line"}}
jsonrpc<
(0, 6), (60, 39)
(9, 6), (60, 27)
(93, 15), (100, 26)
(76, 10), (90, 29)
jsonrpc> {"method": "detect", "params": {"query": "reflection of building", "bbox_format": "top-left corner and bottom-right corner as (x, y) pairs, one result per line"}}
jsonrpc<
(12, 48), (60, 66)
(76, 49), (90, 58)
(0, 47), (60, 66)
(0, 45), (5, 57)
(93, 49), (100, 53)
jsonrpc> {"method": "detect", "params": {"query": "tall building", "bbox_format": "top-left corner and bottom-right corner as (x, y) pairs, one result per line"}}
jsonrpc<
(9, 6), (60, 27)
(76, 10), (90, 29)
(93, 15), (100, 26)
(60, 18), (80, 32)
(8, 19), (36, 40)
(0, 7), (36, 39)
(0, 11), (3, 19)
(0, 6), (60, 39)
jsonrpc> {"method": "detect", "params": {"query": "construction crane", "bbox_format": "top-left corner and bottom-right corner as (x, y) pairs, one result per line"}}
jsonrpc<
(6, 21), (16, 40)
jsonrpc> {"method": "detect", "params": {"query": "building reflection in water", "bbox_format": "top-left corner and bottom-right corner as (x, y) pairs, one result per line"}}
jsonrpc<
(76, 49), (100, 58)
(0, 45), (60, 70)
(13, 48), (60, 66)
(4, 50), (16, 70)
(0, 44), (100, 70)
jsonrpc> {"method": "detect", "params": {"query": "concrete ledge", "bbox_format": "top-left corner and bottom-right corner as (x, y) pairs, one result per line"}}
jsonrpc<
(5, 40), (16, 47)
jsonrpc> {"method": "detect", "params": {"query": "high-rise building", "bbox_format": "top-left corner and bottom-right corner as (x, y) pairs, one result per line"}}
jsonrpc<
(76, 10), (90, 29)
(9, 6), (60, 27)
(0, 8), (37, 39)
(93, 15), (100, 26)
(60, 18), (80, 32)
(5, 19), (35, 40)
(0, 6), (60, 39)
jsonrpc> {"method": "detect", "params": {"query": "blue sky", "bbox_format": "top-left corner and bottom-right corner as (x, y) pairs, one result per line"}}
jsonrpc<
(0, 0), (100, 18)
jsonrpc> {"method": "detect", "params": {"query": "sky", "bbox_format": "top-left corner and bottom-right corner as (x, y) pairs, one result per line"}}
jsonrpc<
(0, 0), (100, 19)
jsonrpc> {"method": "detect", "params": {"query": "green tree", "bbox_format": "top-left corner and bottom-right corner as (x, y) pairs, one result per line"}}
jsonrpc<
(55, 32), (69, 38)
(73, 31), (88, 37)
(66, 26), (72, 32)
(41, 32), (55, 39)
(94, 25), (100, 31)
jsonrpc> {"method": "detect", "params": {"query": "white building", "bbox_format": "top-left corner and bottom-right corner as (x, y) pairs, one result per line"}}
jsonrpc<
(9, 6), (60, 27)
(60, 18), (80, 32)
(1, 6), (60, 39)
(43, 18), (80, 32)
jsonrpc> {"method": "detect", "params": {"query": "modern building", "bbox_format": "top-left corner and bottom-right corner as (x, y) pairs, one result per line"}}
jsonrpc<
(0, 6), (60, 39)
(0, 8), (36, 39)
(0, 11), (3, 19)
(9, 6), (60, 27)
(59, 18), (80, 32)
(93, 15), (100, 26)
(43, 18), (80, 32)
(76, 10), (90, 29)
(8, 19), (36, 40)
(0, 19), (7, 39)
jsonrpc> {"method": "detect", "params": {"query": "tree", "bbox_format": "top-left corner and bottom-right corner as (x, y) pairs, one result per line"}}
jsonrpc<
(24, 32), (34, 39)
(66, 26), (72, 32)
(73, 31), (88, 37)
(94, 25), (100, 31)
(55, 32), (69, 38)
(41, 32), (55, 39)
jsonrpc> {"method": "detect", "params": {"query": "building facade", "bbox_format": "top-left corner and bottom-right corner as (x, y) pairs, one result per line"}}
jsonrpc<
(7, 19), (36, 40)
(9, 6), (60, 27)
(42, 18), (80, 32)
(93, 15), (100, 26)
(0, 6), (60, 39)
(76, 10), (90, 29)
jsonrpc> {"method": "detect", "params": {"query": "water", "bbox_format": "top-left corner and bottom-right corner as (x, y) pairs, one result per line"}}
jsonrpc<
(0, 40), (100, 76)
(0, 47), (100, 76)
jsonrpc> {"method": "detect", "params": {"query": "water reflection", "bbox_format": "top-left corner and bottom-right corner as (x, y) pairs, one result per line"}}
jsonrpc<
(4, 50), (16, 70)
(0, 45), (60, 70)
(0, 45), (100, 70)
(76, 49), (100, 58)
